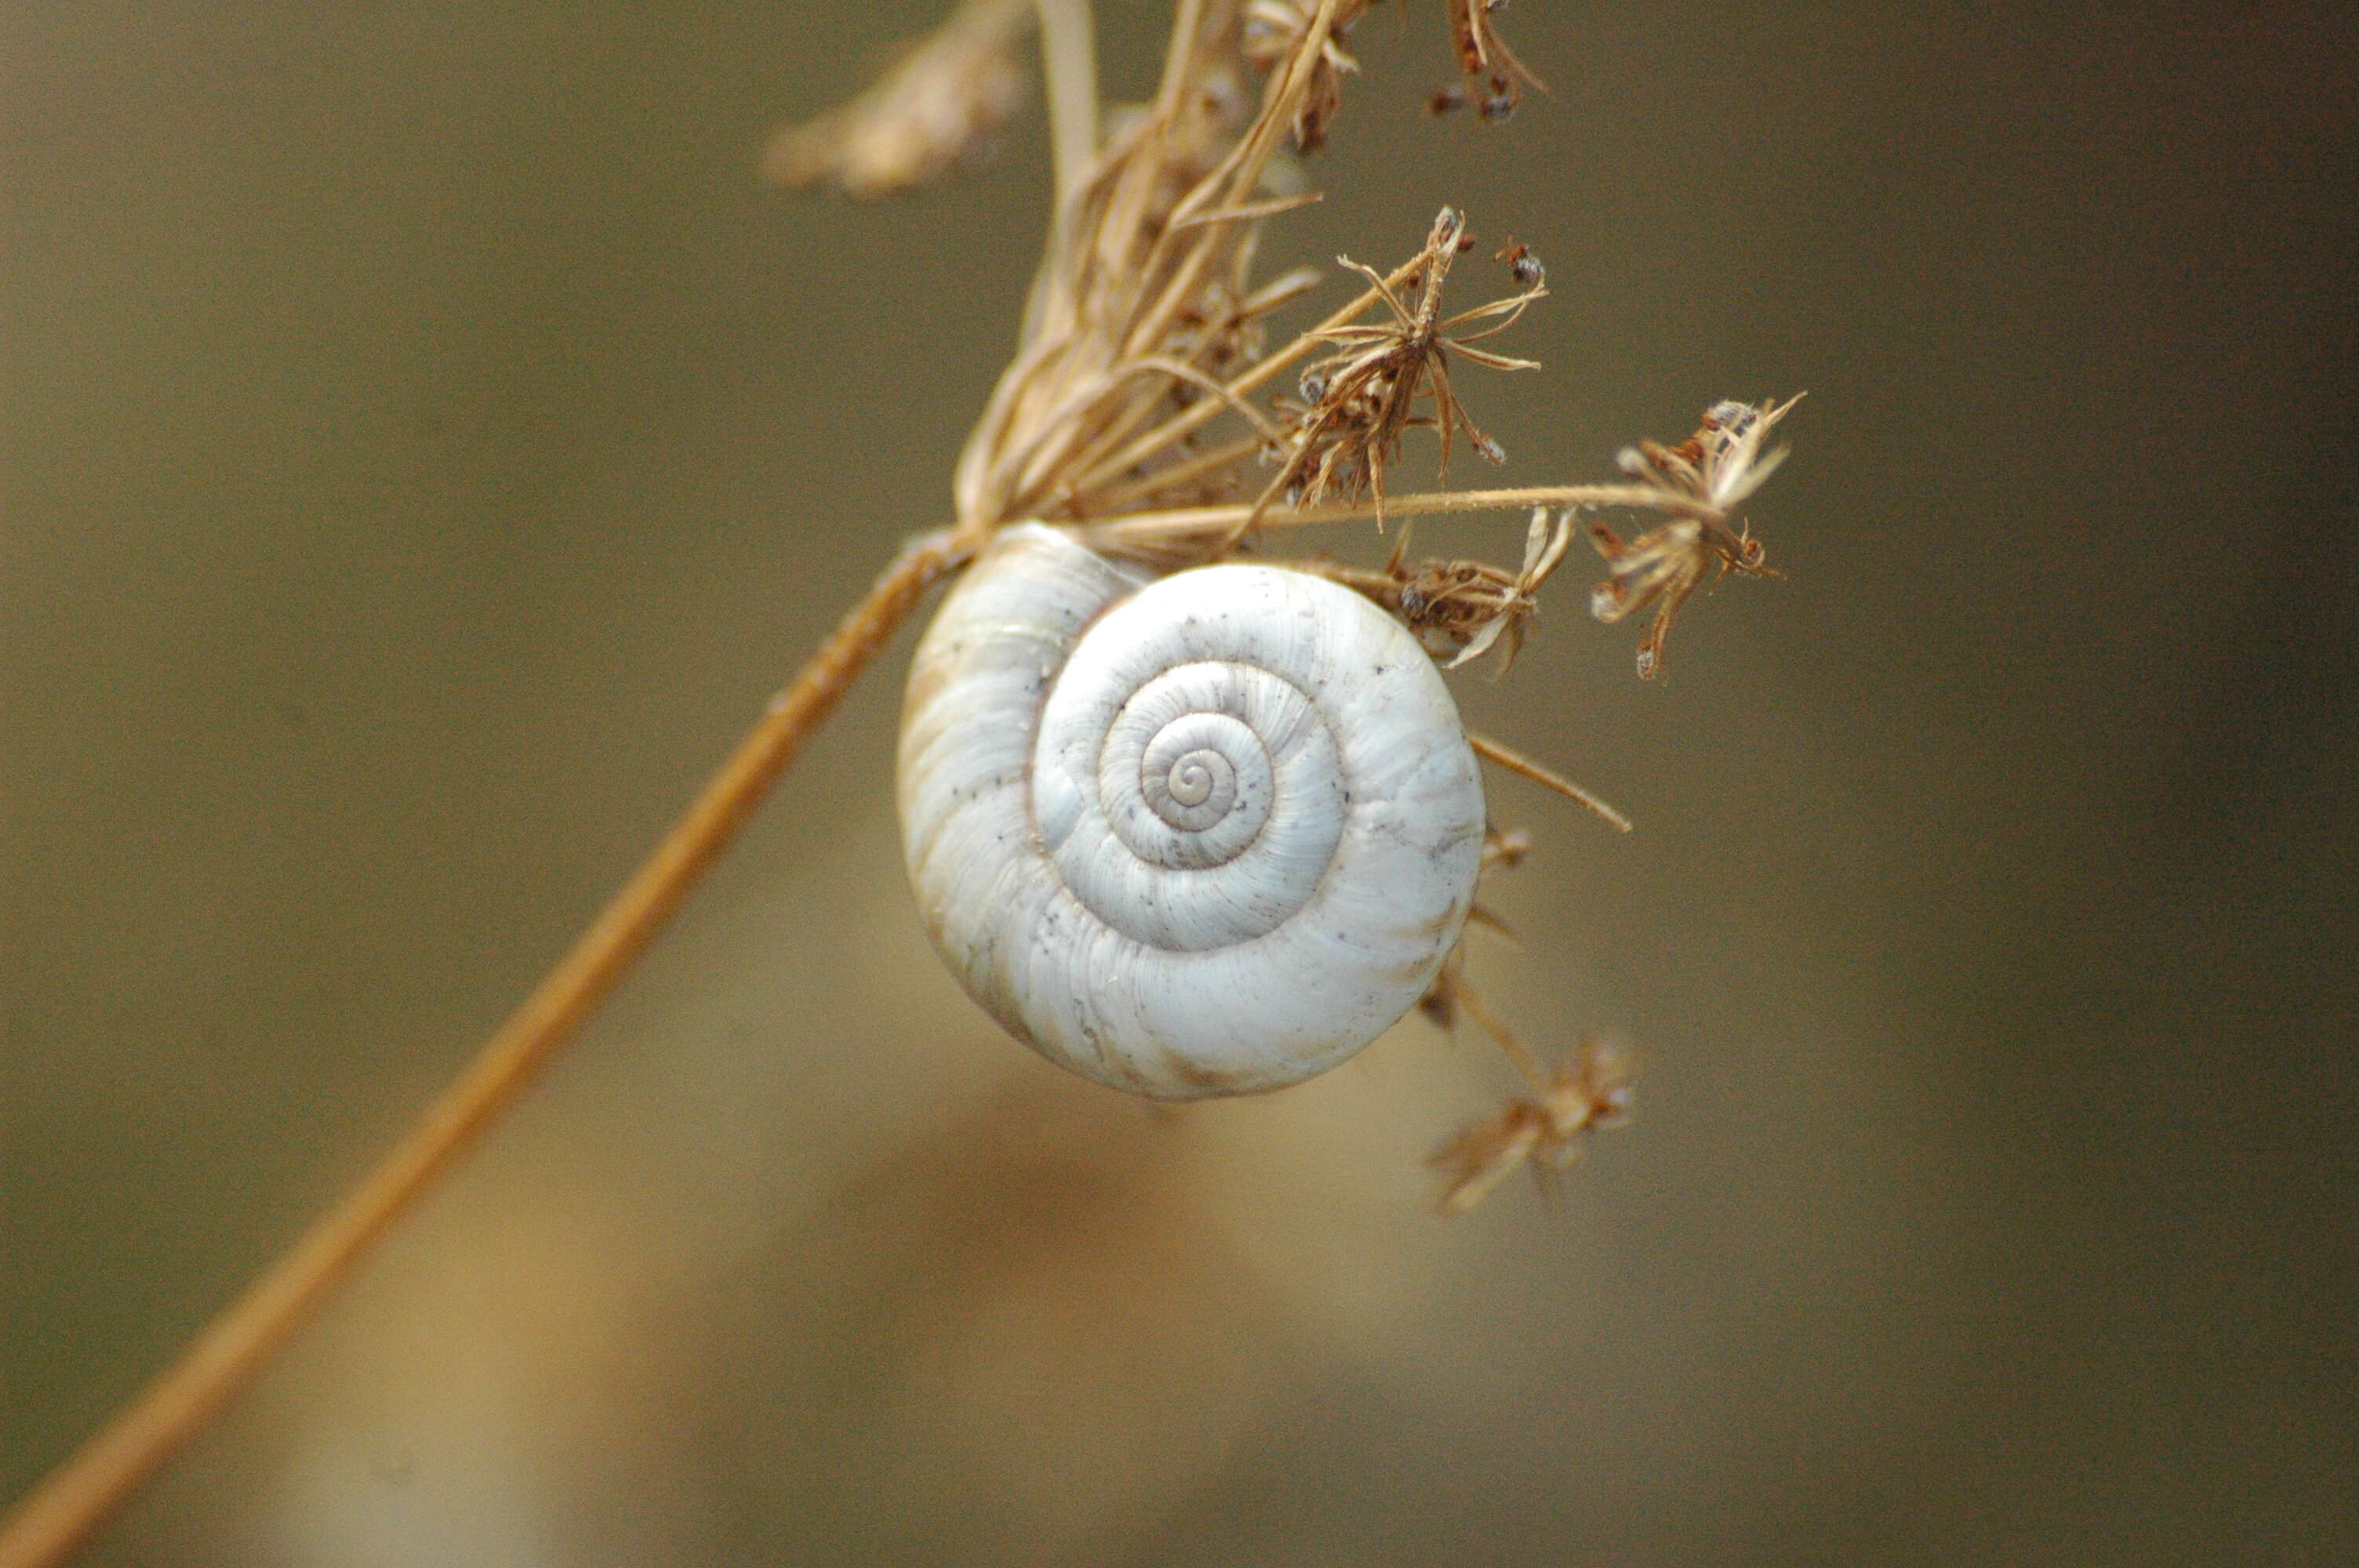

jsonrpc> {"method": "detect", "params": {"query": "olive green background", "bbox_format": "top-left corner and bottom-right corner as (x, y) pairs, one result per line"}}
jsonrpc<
(5, 2), (2354, 1563)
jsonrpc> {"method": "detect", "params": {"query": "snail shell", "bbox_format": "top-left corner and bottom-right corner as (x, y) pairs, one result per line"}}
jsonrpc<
(898, 523), (1486, 1099)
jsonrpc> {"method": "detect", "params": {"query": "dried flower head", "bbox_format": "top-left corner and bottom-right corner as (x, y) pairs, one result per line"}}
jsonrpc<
(1588, 395), (1801, 677)
(764, 0), (1034, 198)
(1292, 506), (1574, 671)
(1425, 505), (1574, 669)
(1442, 0), (1544, 122)
(1430, 1035), (1634, 1214)
(1494, 235), (1546, 289)
(1242, 0), (1370, 152)
(1257, 205), (1542, 521)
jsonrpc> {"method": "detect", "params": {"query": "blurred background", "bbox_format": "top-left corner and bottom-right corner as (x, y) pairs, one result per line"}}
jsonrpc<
(5, 2), (2354, 1563)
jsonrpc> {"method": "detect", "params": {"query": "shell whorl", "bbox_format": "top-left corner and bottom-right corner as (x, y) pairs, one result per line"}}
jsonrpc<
(898, 523), (1485, 1099)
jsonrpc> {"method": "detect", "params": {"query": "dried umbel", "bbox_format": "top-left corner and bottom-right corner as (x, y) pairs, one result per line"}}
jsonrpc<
(1256, 204), (1540, 521)
(767, 0), (1803, 1196)
(1589, 396), (1800, 678)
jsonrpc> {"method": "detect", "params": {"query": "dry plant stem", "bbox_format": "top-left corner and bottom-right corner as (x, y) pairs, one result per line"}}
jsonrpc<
(1034, 0), (1098, 234)
(1132, 0), (1343, 351)
(1080, 481), (1710, 548)
(1082, 433), (1265, 511)
(1450, 968), (1549, 1091)
(1038, 263), (1324, 503)
(0, 531), (964, 1568)
(1071, 252), (1427, 497)
(1467, 731), (1633, 834)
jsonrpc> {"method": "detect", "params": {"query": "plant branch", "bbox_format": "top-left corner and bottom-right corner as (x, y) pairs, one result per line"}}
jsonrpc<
(1077, 482), (1717, 550)
(0, 530), (965, 1568)
(1467, 731), (1633, 834)
(1035, 0), (1098, 236)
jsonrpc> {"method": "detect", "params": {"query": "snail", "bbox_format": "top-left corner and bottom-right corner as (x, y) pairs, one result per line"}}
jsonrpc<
(898, 522), (1487, 1098)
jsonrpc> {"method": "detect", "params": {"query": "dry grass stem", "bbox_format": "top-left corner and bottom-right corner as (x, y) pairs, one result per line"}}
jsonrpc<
(1035, 0), (1103, 215)
(1419, 947), (1545, 1083)
(1467, 731), (1633, 835)
(0, 535), (963, 1568)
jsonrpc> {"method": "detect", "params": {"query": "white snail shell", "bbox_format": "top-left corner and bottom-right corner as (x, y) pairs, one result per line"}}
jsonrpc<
(898, 523), (1486, 1099)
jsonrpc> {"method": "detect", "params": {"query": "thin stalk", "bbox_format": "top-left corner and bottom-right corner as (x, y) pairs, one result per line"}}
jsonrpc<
(1467, 731), (1633, 834)
(1125, 0), (1345, 356)
(1450, 969), (1550, 1094)
(1078, 482), (1717, 549)
(1070, 253), (1427, 497)
(1148, 0), (1202, 121)
(0, 531), (965, 1568)
(1005, 355), (1288, 510)
(1078, 433), (1263, 513)
(1033, 263), (1322, 514)
(1035, 0), (1099, 244)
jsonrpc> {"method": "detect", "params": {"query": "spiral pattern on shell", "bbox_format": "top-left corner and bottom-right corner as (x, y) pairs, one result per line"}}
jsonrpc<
(899, 523), (1486, 1098)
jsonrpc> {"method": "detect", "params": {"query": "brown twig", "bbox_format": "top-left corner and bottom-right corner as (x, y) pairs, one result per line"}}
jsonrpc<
(0, 531), (965, 1568)
(1077, 481), (1713, 550)
(1467, 731), (1633, 834)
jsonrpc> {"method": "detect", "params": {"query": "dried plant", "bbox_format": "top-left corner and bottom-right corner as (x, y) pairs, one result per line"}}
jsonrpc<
(1429, 0), (1545, 122)
(1289, 505), (1576, 671)
(765, 0), (1801, 1223)
(762, 0), (1037, 198)
(0, 5), (1800, 1563)
(1589, 395), (1801, 677)
(1429, 1033), (1635, 1214)
(1241, 0), (1365, 151)
(1255, 203), (1540, 523)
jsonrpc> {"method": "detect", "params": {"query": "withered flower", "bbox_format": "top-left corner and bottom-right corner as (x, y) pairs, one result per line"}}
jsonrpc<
(1443, 0), (1544, 122)
(1242, 0), (1370, 152)
(763, 0), (1035, 199)
(1258, 205), (1542, 520)
(1589, 396), (1800, 677)
(1299, 506), (1574, 671)
(1430, 1035), (1635, 1214)
(1430, 505), (1576, 670)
